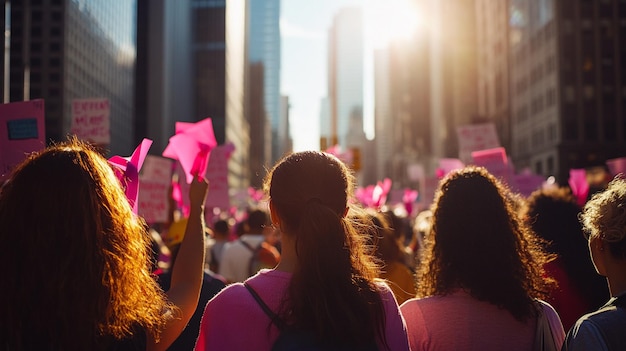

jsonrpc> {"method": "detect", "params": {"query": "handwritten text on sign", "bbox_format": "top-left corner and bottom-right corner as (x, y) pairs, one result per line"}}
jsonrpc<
(204, 144), (235, 209)
(456, 123), (501, 163)
(70, 98), (110, 145)
(138, 156), (172, 224)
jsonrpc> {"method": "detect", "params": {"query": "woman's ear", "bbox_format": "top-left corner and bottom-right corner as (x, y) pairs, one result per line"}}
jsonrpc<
(269, 200), (280, 227)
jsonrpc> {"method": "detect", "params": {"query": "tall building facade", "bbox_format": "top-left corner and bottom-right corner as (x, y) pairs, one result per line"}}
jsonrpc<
(476, 0), (512, 153)
(249, 0), (281, 164)
(509, 0), (626, 184)
(426, 0), (479, 163)
(136, 0), (193, 153)
(324, 7), (364, 150)
(2, 0), (137, 155)
(372, 0), (478, 189)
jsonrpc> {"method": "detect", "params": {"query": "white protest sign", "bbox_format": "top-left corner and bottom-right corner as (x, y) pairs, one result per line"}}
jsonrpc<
(70, 98), (110, 145)
(456, 123), (500, 164)
(138, 156), (173, 224)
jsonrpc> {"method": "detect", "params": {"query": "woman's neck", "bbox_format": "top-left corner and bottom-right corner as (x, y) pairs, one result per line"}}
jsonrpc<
(275, 232), (297, 273)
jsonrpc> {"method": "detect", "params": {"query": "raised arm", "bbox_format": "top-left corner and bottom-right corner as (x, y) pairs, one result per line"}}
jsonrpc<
(148, 177), (209, 351)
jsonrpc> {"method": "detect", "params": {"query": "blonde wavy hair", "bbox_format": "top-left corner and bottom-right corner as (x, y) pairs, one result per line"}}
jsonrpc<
(0, 138), (174, 349)
(580, 177), (626, 259)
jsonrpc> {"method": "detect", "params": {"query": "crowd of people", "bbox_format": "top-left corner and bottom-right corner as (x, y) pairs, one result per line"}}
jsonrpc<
(1, 137), (625, 350)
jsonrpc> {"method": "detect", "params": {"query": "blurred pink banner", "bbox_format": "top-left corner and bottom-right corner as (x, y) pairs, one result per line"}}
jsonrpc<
(437, 158), (465, 178)
(471, 147), (514, 185)
(0, 99), (46, 181)
(606, 157), (626, 177)
(569, 169), (589, 207)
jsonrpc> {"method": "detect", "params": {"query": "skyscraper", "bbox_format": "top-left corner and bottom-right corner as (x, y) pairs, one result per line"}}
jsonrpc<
(509, 0), (626, 183)
(325, 7), (364, 150)
(249, 0), (281, 164)
(2, 0), (137, 155)
(136, 0), (250, 190)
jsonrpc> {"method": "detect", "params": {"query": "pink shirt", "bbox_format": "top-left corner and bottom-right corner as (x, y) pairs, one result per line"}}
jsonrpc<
(400, 290), (565, 351)
(195, 269), (410, 351)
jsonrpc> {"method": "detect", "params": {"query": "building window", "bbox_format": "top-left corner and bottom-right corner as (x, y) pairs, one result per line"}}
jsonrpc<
(535, 160), (544, 175)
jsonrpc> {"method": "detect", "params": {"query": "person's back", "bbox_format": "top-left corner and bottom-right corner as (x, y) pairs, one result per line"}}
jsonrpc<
(524, 187), (609, 330)
(196, 151), (410, 351)
(219, 209), (279, 283)
(401, 290), (562, 351)
(400, 167), (564, 351)
(0, 138), (209, 350)
(563, 178), (626, 350)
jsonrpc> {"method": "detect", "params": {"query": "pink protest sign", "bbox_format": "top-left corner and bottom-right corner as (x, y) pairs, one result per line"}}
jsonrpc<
(569, 169), (589, 207)
(0, 99), (46, 181)
(70, 98), (110, 145)
(606, 157), (626, 177)
(204, 143), (235, 209)
(138, 155), (173, 224)
(108, 139), (152, 213)
(471, 147), (514, 185)
(511, 174), (546, 197)
(162, 118), (217, 184)
(437, 158), (465, 178)
(457, 123), (501, 163)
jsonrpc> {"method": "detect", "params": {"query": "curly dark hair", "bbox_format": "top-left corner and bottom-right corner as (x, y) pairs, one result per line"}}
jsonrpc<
(416, 166), (553, 321)
(524, 186), (608, 309)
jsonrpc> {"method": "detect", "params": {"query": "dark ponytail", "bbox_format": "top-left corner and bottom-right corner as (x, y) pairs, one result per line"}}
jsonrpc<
(265, 151), (387, 347)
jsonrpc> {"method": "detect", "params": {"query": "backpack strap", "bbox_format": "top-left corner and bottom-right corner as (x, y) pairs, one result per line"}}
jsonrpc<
(240, 239), (263, 276)
(244, 282), (287, 330)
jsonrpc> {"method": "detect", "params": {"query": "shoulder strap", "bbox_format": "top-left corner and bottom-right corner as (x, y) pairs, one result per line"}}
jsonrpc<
(239, 238), (255, 252)
(243, 282), (287, 330)
(240, 239), (262, 276)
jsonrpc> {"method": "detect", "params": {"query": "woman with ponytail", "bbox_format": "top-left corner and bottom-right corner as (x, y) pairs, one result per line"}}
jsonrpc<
(195, 151), (410, 350)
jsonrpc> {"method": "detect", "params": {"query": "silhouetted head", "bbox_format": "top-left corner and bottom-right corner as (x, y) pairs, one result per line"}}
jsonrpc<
(418, 166), (552, 321)
(263, 151), (385, 346)
(581, 177), (626, 259)
(0, 138), (171, 348)
(265, 151), (351, 235)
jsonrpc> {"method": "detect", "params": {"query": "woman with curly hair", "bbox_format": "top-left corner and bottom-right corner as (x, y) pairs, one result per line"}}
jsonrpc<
(0, 138), (209, 350)
(523, 186), (608, 331)
(196, 151), (410, 350)
(400, 166), (565, 350)
(563, 177), (626, 350)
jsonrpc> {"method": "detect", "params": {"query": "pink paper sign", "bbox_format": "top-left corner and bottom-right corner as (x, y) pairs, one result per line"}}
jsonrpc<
(606, 157), (626, 177)
(138, 155), (173, 224)
(471, 147), (514, 185)
(457, 123), (501, 163)
(204, 143), (235, 209)
(511, 174), (546, 197)
(70, 98), (110, 145)
(108, 139), (152, 213)
(0, 99), (46, 181)
(162, 118), (217, 184)
(438, 158), (465, 178)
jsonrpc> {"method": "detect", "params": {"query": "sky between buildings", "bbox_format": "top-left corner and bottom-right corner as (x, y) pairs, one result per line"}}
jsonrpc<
(281, 0), (421, 151)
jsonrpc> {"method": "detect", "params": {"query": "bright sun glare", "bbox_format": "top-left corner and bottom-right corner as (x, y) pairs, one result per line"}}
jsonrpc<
(366, 0), (421, 49)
